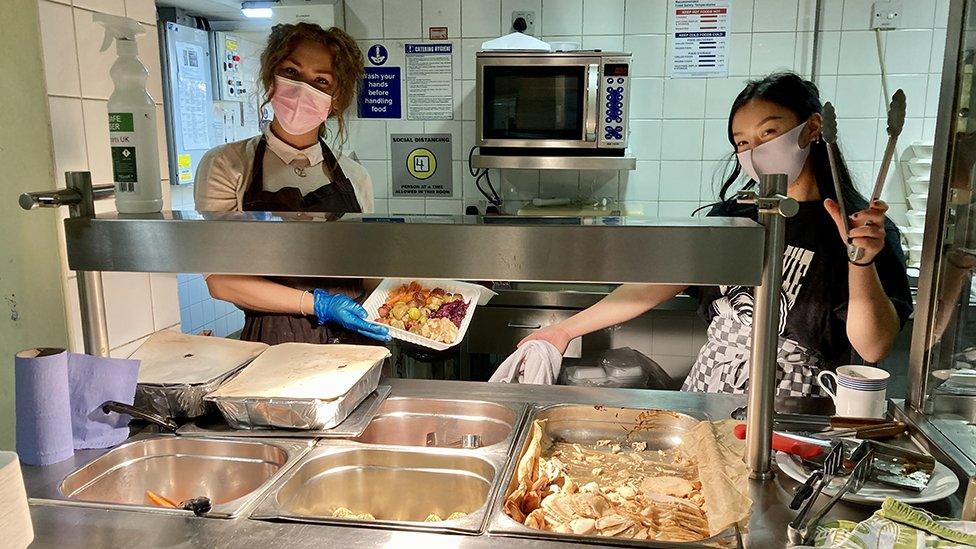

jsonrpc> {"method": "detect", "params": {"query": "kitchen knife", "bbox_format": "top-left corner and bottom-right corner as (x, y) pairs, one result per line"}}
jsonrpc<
(812, 421), (907, 441)
(733, 423), (826, 459)
(822, 102), (865, 263)
(871, 89), (907, 202)
(730, 406), (891, 431)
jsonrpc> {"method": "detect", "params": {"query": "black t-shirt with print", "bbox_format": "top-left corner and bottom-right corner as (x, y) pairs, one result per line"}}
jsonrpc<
(692, 199), (913, 367)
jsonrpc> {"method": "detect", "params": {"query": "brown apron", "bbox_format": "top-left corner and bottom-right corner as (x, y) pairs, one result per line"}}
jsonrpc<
(239, 136), (373, 346)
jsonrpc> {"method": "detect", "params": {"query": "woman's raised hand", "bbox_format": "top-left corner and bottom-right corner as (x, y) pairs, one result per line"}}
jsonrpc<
(825, 199), (888, 264)
(517, 324), (573, 355)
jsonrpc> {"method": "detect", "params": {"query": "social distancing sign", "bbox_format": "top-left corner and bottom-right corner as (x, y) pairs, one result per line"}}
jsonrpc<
(391, 134), (452, 196)
(406, 148), (436, 180)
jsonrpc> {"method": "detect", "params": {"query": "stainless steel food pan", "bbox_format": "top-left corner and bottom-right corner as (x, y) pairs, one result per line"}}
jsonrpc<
(52, 436), (311, 518)
(487, 404), (741, 548)
(250, 445), (501, 534)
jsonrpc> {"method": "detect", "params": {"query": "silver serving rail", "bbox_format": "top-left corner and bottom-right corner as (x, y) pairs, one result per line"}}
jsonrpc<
(20, 171), (794, 480)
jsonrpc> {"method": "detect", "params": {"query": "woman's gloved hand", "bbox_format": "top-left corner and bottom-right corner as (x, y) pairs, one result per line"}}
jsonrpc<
(313, 289), (390, 342)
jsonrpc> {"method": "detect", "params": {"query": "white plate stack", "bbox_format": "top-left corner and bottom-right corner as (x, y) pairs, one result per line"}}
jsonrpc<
(0, 452), (33, 549)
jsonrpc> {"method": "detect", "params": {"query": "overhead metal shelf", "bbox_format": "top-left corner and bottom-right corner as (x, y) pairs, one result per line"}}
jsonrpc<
(471, 154), (637, 171)
(64, 212), (764, 285)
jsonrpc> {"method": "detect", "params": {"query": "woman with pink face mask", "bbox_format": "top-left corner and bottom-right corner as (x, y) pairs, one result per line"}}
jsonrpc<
(519, 73), (912, 397)
(194, 23), (389, 346)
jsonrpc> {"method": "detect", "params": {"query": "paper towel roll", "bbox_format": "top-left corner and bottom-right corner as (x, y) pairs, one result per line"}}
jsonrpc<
(0, 452), (34, 548)
(68, 354), (140, 450)
(15, 348), (73, 466)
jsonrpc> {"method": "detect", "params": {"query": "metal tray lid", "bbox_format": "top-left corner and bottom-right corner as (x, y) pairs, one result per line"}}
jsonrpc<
(132, 331), (268, 386)
(206, 343), (391, 401)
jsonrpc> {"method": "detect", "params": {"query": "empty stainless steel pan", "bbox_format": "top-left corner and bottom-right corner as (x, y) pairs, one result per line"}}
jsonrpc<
(351, 397), (522, 449)
(54, 436), (311, 518)
(250, 445), (500, 534)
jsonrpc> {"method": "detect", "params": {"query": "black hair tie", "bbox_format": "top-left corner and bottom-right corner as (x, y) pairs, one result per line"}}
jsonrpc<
(849, 257), (876, 267)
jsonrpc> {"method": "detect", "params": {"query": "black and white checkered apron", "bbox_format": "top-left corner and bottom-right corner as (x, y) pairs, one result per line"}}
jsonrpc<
(681, 316), (824, 397)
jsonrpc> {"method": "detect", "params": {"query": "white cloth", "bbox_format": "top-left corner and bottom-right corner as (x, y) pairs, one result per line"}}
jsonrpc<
(481, 32), (552, 51)
(489, 340), (563, 384)
(193, 128), (374, 213)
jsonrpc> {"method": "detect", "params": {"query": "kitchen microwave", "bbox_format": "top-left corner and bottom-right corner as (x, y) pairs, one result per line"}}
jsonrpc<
(475, 51), (632, 155)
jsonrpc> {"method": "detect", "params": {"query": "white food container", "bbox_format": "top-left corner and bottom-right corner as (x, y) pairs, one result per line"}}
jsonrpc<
(363, 279), (497, 351)
(906, 210), (926, 228)
(898, 226), (925, 248)
(907, 158), (932, 177)
(908, 194), (928, 211)
(906, 176), (929, 195)
(909, 141), (934, 158)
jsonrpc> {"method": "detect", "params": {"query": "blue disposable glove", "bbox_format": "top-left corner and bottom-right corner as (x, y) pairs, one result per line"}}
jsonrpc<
(313, 289), (390, 342)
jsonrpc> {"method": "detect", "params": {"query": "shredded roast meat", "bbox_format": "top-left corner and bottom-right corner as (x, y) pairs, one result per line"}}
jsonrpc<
(504, 419), (711, 542)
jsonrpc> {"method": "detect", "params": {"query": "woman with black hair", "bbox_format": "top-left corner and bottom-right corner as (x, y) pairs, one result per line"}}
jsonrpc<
(519, 72), (912, 397)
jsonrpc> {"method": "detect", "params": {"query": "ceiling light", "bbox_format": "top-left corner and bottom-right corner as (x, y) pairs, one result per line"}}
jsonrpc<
(241, 1), (276, 18)
(241, 7), (273, 18)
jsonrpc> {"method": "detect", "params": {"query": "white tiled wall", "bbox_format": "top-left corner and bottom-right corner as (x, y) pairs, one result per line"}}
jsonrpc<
(36, 0), (180, 356)
(341, 0), (948, 223)
(814, 3), (947, 227)
(170, 185), (246, 337)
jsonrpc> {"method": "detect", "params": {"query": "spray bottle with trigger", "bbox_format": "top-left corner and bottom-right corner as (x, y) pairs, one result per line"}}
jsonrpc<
(94, 14), (163, 213)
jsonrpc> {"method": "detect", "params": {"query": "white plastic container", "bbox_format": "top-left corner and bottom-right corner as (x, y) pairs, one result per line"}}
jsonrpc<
(906, 210), (926, 228)
(94, 14), (162, 214)
(907, 158), (932, 178)
(909, 141), (934, 158)
(363, 279), (497, 351)
(906, 176), (929, 195)
(567, 367), (609, 385)
(899, 226), (924, 247)
(908, 194), (928, 211)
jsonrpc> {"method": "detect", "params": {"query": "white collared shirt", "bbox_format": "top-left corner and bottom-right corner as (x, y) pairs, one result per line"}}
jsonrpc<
(263, 125), (324, 166)
(193, 128), (374, 213)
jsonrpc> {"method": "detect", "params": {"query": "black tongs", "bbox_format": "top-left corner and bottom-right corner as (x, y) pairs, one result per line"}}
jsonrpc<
(872, 89), (907, 202)
(821, 102), (863, 263)
(822, 91), (907, 263)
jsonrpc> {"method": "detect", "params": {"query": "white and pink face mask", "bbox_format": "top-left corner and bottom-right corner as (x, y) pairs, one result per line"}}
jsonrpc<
(270, 75), (333, 135)
(735, 122), (811, 185)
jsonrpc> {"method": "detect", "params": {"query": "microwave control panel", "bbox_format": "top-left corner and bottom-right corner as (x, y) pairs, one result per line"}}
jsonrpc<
(599, 60), (630, 149)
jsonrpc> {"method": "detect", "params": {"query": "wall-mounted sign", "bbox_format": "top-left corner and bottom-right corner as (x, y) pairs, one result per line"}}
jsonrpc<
(367, 44), (388, 66)
(391, 133), (452, 197)
(358, 66), (401, 119)
(429, 26), (448, 40)
(405, 43), (454, 120)
(670, 0), (730, 77)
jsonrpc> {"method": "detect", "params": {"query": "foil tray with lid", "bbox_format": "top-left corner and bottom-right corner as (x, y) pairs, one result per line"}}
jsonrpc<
(179, 385), (391, 438)
(129, 331), (269, 419)
(205, 343), (390, 430)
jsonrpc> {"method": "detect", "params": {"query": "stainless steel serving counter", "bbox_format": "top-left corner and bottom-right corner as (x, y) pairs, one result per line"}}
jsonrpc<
(23, 379), (962, 548)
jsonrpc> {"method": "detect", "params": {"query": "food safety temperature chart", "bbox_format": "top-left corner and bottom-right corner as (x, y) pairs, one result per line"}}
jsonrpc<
(670, 0), (730, 77)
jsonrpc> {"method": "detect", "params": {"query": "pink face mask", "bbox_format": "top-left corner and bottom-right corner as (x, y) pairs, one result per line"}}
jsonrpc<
(735, 122), (811, 185)
(270, 75), (333, 135)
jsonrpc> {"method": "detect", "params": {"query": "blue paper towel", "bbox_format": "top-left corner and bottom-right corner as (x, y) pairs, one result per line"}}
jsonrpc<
(15, 349), (74, 466)
(16, 348), (142, 463)
(67, 354), (140, 450)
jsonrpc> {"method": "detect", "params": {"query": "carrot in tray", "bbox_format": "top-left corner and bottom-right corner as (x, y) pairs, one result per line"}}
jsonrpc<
(146, 489), (178, 508)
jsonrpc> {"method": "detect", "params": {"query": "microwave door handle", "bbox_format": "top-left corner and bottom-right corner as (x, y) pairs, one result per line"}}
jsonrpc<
(585, 64), (598, 142)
